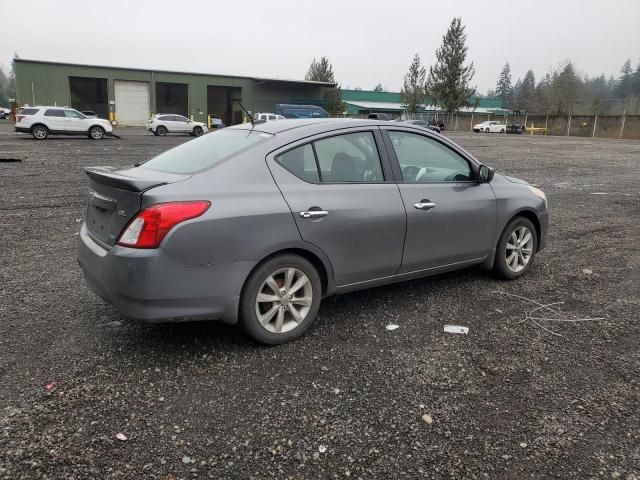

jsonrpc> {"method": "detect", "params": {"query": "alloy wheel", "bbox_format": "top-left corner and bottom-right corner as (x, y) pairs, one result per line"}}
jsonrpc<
(505, 226), (534, 273)
(255, 267), (313, 334)
(33, 126), (47, 139)
(90, 127), (104, 139)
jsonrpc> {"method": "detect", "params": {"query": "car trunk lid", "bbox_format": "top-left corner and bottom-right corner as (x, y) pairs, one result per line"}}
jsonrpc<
(84, 166), (189, 248)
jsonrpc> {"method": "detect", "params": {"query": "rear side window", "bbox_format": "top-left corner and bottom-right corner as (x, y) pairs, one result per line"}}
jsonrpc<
(158, 116), (171, 121)
(141, 128), (274, 174)
(44, 109), (65, 117)
(277, 144), (320, 183)
(276, 131), (384, 183)
(19, 108), (40, 115)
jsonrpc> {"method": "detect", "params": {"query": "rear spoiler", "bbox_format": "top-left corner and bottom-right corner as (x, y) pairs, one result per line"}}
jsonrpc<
(85, 166), (168, 192)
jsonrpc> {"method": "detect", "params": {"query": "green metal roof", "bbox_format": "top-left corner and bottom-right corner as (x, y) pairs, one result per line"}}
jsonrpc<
(341, 89), (502, 109)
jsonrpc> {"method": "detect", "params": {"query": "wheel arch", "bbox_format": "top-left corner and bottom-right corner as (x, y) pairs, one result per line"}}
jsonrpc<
(30, 123), (48, 131)
(243, 245), (335, 299)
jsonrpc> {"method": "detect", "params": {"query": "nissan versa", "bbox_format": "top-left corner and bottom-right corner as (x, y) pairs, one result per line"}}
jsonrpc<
(78, 119), (549, 344)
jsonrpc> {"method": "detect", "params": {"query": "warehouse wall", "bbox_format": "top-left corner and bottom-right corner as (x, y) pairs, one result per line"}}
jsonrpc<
(14, 61), (326, 125)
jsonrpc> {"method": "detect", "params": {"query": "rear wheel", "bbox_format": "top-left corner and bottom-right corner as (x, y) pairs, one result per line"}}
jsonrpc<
(240, 254), (322, 344)
(494, 217), (538, 280)
(156, 125), (168, 136)
(193, 126), (203, 136)
(89, 126), (105, 140)
(31, 124), (48, 140)
(500, 128), (505, 133)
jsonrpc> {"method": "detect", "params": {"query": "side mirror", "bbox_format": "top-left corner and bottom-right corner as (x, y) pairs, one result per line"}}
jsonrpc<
(478, 165), (495, 183)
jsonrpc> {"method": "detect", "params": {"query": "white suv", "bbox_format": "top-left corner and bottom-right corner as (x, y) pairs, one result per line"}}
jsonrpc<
(147, 114), (208, 136)
(15, 107), (113, 140)
(254, 113), (285, 121)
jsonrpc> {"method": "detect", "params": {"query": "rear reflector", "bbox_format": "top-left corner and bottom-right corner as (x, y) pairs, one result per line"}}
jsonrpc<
(116, 201), (211, 249)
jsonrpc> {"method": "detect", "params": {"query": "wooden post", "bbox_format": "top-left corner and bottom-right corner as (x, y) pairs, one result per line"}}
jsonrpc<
(567, 112), (571, 136)
(545, 114), (549, 133)
(620, 109), (626, 139)
(470, 114), (474, 131)
(592, 115), (598, 138)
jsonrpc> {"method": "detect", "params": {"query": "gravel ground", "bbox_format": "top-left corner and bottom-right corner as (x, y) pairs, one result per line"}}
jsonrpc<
(1, 122), (639, 479)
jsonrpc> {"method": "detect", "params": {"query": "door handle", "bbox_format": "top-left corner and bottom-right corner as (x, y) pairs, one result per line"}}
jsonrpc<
(414, 201), (436, 211)
(299, 210), (329, 218)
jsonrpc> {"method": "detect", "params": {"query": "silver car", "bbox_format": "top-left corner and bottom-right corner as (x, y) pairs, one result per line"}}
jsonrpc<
(78, 119), (549, 344)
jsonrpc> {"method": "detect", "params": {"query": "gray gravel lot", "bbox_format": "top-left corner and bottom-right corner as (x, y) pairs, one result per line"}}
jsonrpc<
(1, 121), (639, 479)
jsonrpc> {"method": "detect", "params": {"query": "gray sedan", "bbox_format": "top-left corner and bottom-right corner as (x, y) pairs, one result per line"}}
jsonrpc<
(78, 119), (549, 344)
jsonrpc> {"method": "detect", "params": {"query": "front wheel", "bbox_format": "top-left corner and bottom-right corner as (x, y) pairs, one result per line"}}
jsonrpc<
(494, 217), (538, 280)
(193, 126), (203, 136)
(500, 128), (505, 133)
(89, 126), (105, 140)
(240, 254), (322, 344)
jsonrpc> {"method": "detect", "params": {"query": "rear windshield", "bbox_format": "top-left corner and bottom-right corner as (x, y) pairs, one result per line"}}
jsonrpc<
(140, 128), (274, 174)
(19, 108), (40, 115)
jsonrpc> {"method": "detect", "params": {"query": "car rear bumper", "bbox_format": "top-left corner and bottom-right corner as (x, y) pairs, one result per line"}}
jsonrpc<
(77, 224), (256, 324)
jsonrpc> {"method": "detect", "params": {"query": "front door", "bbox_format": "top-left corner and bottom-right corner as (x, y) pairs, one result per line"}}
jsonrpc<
(268, 129), (406, 286)
(382, 128), (497, 273)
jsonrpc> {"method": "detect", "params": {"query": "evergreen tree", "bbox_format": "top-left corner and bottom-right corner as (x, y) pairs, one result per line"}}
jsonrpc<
(617, 59), (634, 97)
(400, 54), (426, 114)
(305, 57), (344, 116)
(516, 70), (536, 111)
(373, 83), (385, 92)
(495, 63), (513, 109)
(425, 18), (476, 113)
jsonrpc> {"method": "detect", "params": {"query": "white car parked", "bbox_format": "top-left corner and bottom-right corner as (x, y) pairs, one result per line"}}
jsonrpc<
(14, 106), (113, 140)
(147, 114), (208, 136)
(473, 120), (506, 133)
(254, 112), (285, 121)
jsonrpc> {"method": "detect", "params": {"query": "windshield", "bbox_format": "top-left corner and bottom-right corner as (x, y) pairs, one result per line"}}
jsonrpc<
(140, 128), (274, 174)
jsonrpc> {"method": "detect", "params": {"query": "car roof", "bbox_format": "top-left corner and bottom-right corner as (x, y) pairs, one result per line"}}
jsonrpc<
(228, 118), (402, 135)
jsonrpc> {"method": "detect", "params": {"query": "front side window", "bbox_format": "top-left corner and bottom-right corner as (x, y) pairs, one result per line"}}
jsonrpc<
(388, 131), (472, 182)
(141, 128), (274, 174)
(44, 109), (65, 117)
(65, 109), (85, 119)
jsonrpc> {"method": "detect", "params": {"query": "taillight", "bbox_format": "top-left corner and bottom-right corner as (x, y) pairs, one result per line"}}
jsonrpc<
(116, 201), (211, 249)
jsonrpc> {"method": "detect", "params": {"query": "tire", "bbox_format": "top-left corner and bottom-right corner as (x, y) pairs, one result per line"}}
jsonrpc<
(89, 126), (105, 140)
(156, 125), (168, 136)
(500, 128), (505, 133)
(239, 254), (322, 345)
(494, 216), (538, 280)
(31, 124), (49, 140)
(193, 126), (203, 137)
(152, 130), (159, 136)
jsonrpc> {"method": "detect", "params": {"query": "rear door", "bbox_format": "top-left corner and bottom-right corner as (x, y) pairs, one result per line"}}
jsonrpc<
(267, 128), (406, 286)
(381, 128), (496, 272)
(43, 108), (67, 131)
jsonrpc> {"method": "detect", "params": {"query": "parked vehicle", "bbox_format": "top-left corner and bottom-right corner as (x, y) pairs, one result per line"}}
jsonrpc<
(473, 120), (506, 133)
(0, 107), (10, 119)
(78, 119), (549, 344)
(396, 119), (441, 133)
(254, 113), (285, 121)
(275, 104), (329, 119)
(14, 106), (113, 140)
(147, 114), (208, 136)
(368, 113), (393, 121)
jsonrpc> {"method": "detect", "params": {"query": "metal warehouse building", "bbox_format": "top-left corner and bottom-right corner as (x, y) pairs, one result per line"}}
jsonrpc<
(14, 59), (332, 126)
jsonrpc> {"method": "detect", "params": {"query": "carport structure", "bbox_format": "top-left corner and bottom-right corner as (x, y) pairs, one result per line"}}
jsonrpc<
(14, 59), (332, 126)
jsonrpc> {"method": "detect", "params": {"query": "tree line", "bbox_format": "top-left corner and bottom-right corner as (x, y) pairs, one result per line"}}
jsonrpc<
(493, 60), (640, 115)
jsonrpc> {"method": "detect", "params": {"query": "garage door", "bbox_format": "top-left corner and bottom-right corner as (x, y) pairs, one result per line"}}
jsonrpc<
(114, 80), (150, 126)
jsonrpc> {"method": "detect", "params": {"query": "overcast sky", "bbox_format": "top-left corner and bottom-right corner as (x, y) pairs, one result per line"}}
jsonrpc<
(1, 0), (638, 93)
